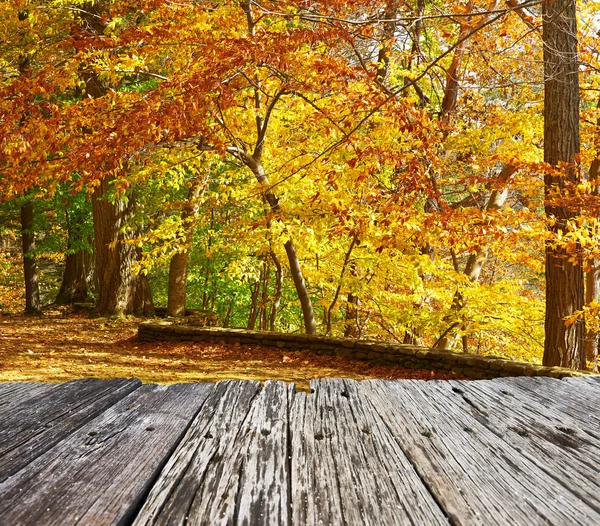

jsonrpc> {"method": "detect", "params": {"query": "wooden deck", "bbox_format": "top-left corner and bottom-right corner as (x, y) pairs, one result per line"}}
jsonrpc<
(0, 377), (599, 525)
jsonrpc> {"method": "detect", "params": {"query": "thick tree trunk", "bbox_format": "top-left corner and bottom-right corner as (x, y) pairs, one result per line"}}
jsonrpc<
(55, 248), (94, 305)
(20, 200), (41, 315)
(542, 0), (585, 369)
(92, 177), (154, 317)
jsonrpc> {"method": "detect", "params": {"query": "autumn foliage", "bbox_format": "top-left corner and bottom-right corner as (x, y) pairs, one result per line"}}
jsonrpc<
(1, 1), (599, 368)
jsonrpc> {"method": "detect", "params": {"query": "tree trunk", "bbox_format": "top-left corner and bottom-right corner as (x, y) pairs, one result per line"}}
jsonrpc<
(55, 211), (94, 305)
(585, 266), (599, 370)
(92, 177), (154, 317)
(344, 293), (360, 338)
(284, 238), (317, 334)
(167, 182), (203, 317)
(247, 279), (260, 330)
(55, 248), (94, 305)
(269, 250), (283, 331)
(20, 200), (41, 315)
(542, 0), (585, 369)
(238, 154), (316, 334)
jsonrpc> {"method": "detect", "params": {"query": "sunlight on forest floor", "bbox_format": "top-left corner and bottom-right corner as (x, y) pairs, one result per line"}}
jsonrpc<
(0, 313), (462, 390)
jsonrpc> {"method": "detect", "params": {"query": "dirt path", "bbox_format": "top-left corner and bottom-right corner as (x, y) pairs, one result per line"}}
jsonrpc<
(0, 313), (461, 390)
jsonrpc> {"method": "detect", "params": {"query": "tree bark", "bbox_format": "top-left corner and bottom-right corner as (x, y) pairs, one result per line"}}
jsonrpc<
(584, 101), (600, 369)
(585, 266), (599, 370)
(92, 178), (154, 317)
(167, 182), (203, 317)
(20, 200), (41, 315)
(55, 211), (94, 305)
(268, 250), (283, 331)
(167, 250), (189, 317)
(55, 248), (94, 305)
(344, 293), (360, 338)
(542, 0), (585, 369)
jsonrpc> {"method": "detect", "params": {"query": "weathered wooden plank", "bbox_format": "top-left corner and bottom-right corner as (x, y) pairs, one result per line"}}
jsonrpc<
(563, 376), (600, 385)
(0, 378), (141, 482)
(440, 379), (600, 513)
(0, 382), (57, 412)
(290, 378), (449, 526)
(134, 380), (267, 525)
(0, 382), (213, 525)
(289, 380), (343, 526)
(494, 377), (600, 438)
(361, 379), (600, 525)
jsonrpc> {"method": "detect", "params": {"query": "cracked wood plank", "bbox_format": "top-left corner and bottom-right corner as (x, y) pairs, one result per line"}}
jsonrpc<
(0, 382), (56, 412)
(290, 378), (449, 526)
(0, 382), (212, 525)
(361, 379), (600, 525)
(0, 378), (141, 482)
(441, 378), (600, 514)
(133, 379), (286, 525)
(494, 377), (600, 438)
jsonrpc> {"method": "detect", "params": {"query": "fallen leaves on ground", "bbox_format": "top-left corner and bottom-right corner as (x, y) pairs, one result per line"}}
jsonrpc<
(0, 312), (463, 391)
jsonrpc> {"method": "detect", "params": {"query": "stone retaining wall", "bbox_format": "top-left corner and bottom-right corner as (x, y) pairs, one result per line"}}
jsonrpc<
(138, 321), (596, 379)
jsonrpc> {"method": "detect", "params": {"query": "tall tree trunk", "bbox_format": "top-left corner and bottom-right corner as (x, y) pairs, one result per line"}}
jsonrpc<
(585, 266), (599, 370)
(76, 3), (153, 317)
(55, 211), (94, 305)
(542, 0), (585, 369)
(585, 101), (600, 369)
(268, 250), (283, 331)
(20, 200), (41, 314)
(92, 178), (154, 317)
(167, 182), (203, 317)
(283, 238), (317, 334)
(167, 250), (189, 317)
(247, 279), (260, 330)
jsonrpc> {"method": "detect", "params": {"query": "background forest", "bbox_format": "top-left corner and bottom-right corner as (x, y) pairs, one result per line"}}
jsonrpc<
(1, 0), (599, 369)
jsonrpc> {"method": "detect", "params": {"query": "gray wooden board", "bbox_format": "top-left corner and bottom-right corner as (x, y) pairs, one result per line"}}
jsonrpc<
(0, 382), (57, 411)
(563, 376), (600, 386)
(0, 382), (213, 525)
(494, 377), (600, 438)
(360, 379), (600, 525)
(290, 378), (449, 526)
(134, 380), (268, 525)
(441, 379), (600, 513)
(0, 378), (141, 482)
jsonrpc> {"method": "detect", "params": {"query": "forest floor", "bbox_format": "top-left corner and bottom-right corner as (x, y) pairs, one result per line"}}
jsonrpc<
(0, 311), (462, 391)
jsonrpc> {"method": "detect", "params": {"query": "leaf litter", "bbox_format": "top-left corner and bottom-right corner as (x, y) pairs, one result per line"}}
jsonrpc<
(0, 312), (463, 391)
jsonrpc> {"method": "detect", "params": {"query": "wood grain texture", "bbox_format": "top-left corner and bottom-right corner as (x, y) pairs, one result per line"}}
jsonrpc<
(444, 378), (600, 513)
(133, 380), (266, 525)
(361, 379), (600, 525)
(0, 382), (212, 525)
(495, 377), (600, 438)
(0, 382), (56, 412)
(290, 378), (449, 526)
(0, 377), (598, 525)
(0, 378), (141, 482)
